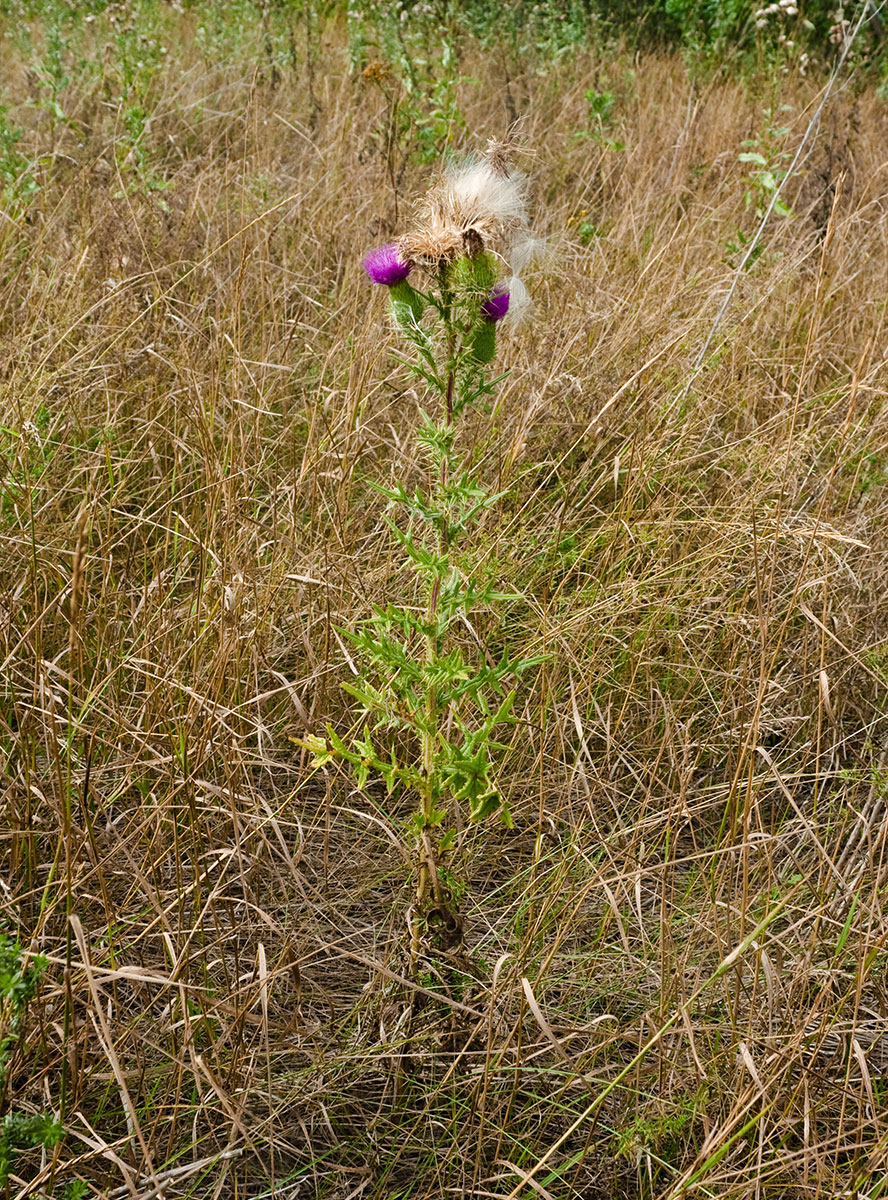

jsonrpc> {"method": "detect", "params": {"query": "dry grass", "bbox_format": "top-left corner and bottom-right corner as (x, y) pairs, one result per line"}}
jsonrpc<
(2, 5), (888, 1197)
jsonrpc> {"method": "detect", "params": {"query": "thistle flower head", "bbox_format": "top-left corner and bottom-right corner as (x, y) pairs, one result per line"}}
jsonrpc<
(363, 242), (413, 286)
(481, 285), (510, 322)
(401, 153), (529, 268)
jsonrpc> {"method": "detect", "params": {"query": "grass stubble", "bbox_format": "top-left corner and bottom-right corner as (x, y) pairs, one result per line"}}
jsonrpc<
(1, 6), (888, 1198)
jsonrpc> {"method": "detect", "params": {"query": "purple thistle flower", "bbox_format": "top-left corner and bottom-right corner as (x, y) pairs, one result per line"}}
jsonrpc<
(481, 285), (510, 321)
(363, 243), (412, 286)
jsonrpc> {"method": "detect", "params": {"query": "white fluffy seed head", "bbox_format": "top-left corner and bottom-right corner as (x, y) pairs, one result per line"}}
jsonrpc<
(443, 158), (529, 229)
(402, 154), (531, 267)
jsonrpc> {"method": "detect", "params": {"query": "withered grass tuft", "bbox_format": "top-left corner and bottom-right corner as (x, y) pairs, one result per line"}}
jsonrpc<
(1, 6), (888, 1198)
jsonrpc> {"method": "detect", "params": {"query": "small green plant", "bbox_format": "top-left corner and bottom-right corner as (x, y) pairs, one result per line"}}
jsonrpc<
(118, 102), (169, 197)
(61, 1180), (89, 1200)
(738, 148), (793, 218)
(33, 11), (71, 135)
(614, 1089), (704, 1190)
(411, 48), (467, 164)
(102, 16), (170, 200)
(739, 108), (796, 219)
(0, 931), (62, 1189)
(0, 106), (40, 212)
(0, 932), (47, 1084)
(307, 140), (540, 967)
(576, 87), (625, 152)
(725, 109), (795, 264)
(0, 1112), (64, 1189)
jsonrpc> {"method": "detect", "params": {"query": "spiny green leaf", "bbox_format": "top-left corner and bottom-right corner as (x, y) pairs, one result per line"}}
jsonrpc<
(469, 789), (502, 822)
(300, 733), (333, 765)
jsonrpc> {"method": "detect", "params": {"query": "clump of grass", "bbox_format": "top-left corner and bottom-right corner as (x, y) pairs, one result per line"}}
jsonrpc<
(0, 3), (887, 1198)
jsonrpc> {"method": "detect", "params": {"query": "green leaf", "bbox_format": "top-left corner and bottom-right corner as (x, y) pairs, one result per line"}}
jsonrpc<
(383, 517), (448, 572)
(325, 725), (352, 759)
(470, 789), (502, 822)
(300, 733), (333, 766)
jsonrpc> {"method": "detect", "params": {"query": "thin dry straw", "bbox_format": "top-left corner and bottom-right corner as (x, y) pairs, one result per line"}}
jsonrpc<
(500, 890), (801, 1200)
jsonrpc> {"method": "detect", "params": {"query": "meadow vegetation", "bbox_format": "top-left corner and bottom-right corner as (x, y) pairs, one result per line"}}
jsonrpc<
(1, 1), (888, 1196)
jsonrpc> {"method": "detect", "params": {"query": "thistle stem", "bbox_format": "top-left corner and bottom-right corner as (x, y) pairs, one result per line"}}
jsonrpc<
(414, 282), (458, 941)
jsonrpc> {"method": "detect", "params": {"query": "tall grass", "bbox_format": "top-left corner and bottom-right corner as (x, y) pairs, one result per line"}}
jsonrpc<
(1, 4), (887, 1197)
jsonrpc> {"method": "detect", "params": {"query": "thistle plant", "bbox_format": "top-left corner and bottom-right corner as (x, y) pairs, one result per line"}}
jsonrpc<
(307, 139), (539, 964)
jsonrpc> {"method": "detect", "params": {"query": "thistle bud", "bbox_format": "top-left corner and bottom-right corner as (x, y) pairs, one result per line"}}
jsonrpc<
(471, 321), (496, 363)
(450, 252), (498, 297)
(481, 285), (510, 322)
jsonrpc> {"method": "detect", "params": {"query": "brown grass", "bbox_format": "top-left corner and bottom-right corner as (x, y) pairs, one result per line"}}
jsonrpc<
(2, 6), (888, 1198)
